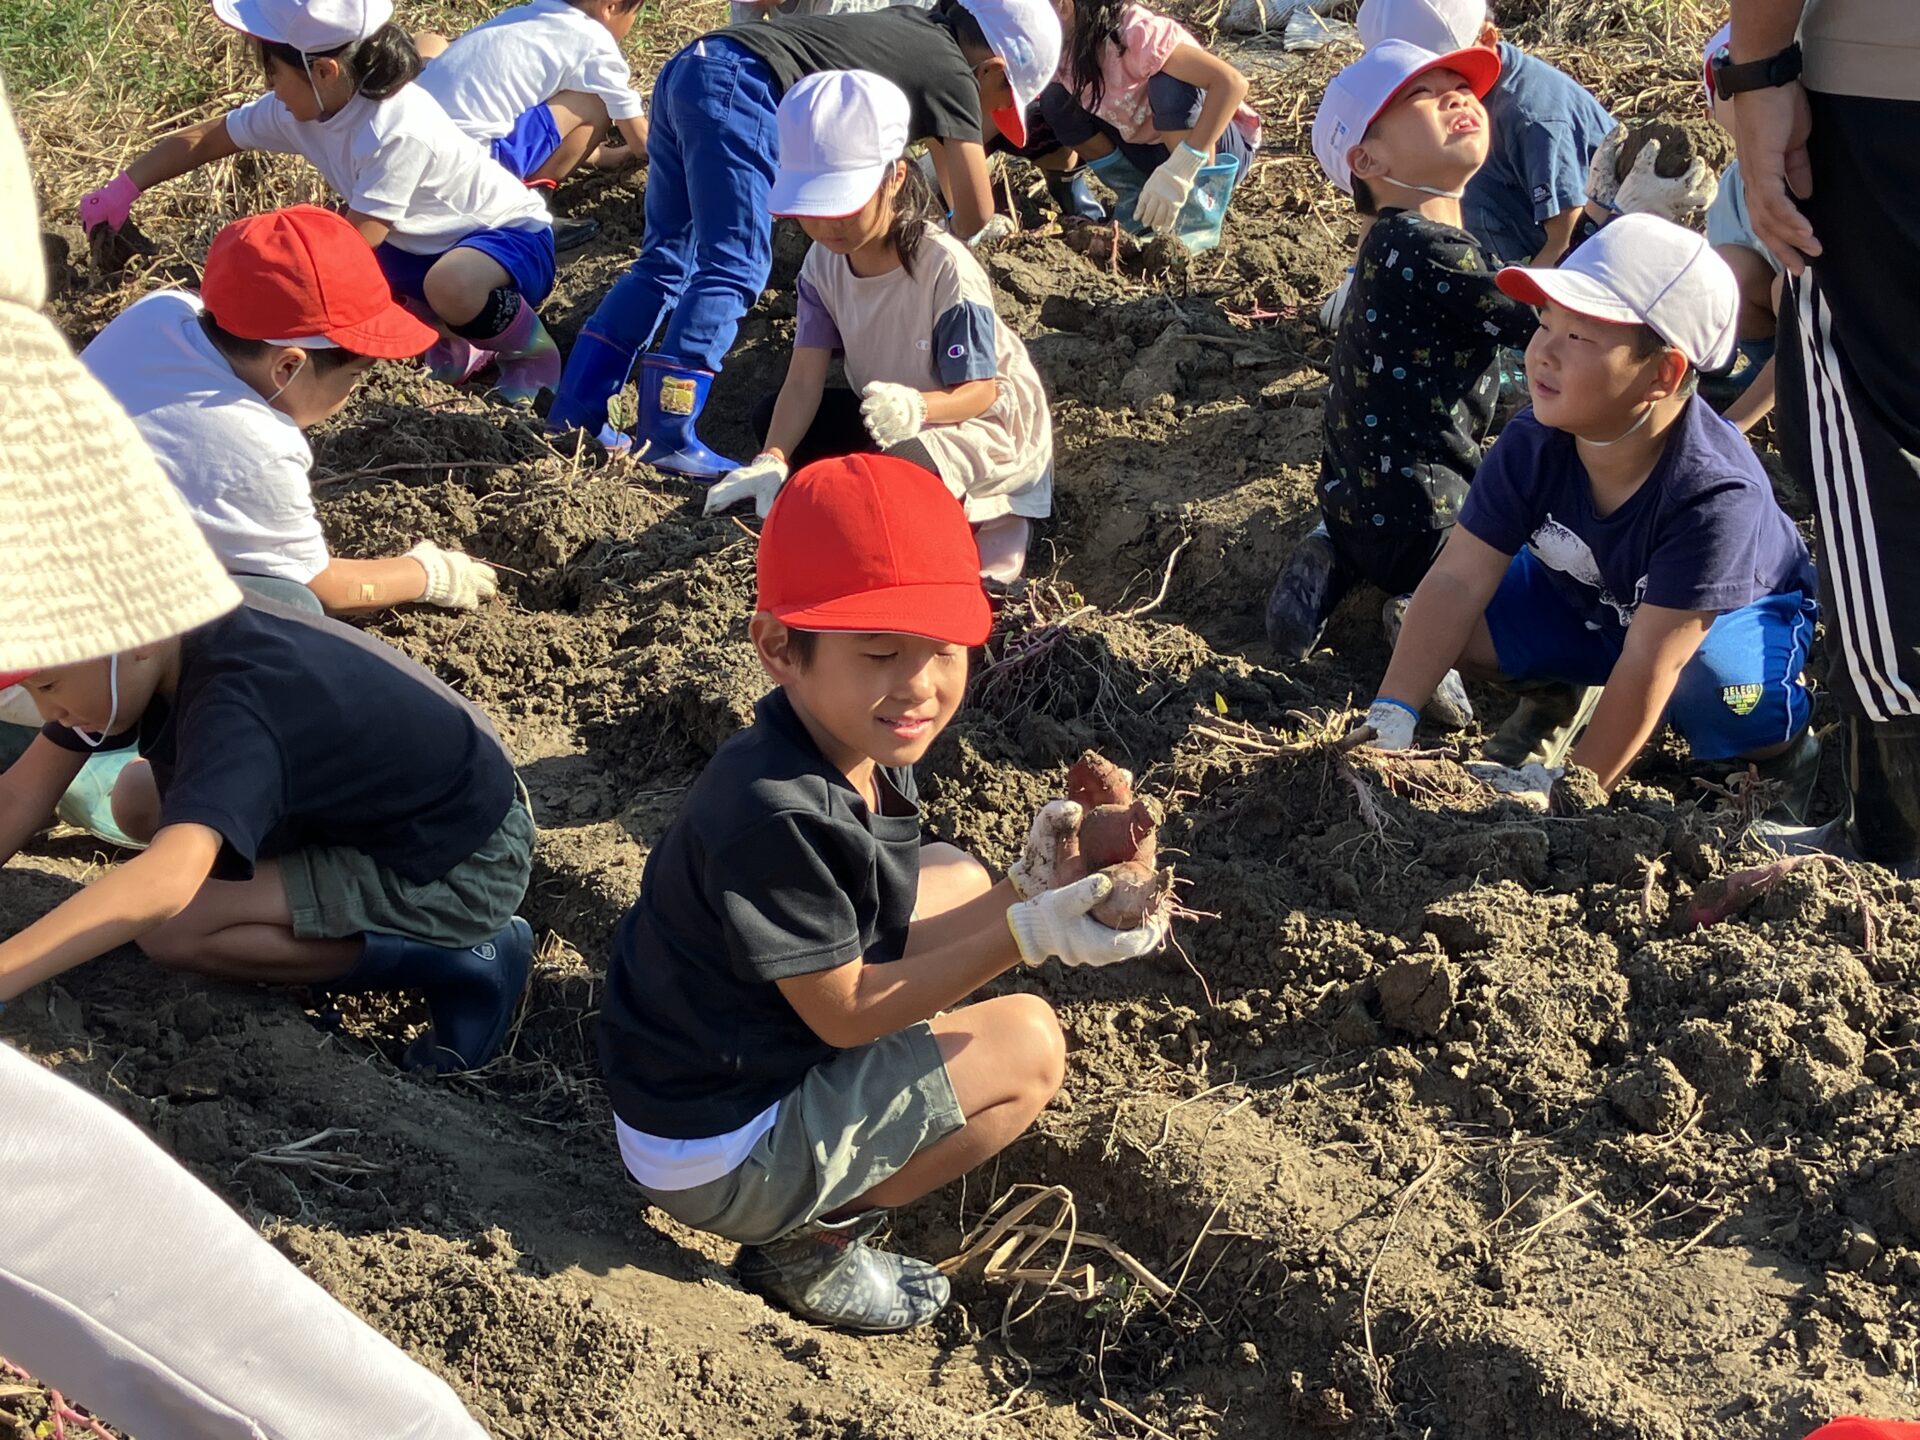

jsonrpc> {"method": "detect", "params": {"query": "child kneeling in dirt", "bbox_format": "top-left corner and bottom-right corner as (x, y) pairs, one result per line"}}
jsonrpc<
(0, 598), (537, 1074)
(82, 206), (498, 618)
(1268, 38), (1537, 727)
(600, 454), (1164, 1332)
(81, 0), (562, 406)
(703, 71), (1052, 584)
(1356, 215), (1820, 816)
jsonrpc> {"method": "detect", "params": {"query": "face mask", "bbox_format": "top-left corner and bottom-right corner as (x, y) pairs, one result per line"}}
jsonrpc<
(72, 653), (121, 750)
(264, 350), (307, 407)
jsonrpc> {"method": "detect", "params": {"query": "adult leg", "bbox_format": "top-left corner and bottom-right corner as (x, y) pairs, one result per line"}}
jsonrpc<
(531, 90), (612, 185)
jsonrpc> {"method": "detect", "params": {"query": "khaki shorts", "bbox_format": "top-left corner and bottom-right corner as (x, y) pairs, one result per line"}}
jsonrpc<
(282, 798), (535, 949)
(634, 1021), (965, 1246)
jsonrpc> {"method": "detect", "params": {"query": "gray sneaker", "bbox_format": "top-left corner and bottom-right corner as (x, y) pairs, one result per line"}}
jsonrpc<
(736, 1211), (950, 1333)
(1483, 682), (1602, 769)
(1381, 595), (1474, 730)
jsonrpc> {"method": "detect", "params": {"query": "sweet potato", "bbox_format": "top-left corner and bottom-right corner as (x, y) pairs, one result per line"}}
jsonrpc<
(1068, 751), (1132, 809)
(1092, 862), (1174, 929)
(1079, 797), (1160, 870)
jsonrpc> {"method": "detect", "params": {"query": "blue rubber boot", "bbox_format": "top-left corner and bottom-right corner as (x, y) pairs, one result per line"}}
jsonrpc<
(333, 917), (533, 1074)
(549, 325), (641, 439)
(55, 748), (143, 849)
(637, 354), (742, 480)
(1045, 168), (1106, 221)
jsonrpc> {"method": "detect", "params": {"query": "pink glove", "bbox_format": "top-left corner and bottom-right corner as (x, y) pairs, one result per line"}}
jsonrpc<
(79, 172), (142, 235)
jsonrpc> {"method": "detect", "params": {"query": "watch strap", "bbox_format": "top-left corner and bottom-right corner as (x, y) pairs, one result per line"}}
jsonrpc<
(1712, 42), (1803, 101)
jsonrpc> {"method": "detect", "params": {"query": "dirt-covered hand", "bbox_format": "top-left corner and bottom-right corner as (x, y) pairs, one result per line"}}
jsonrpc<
(407, 540), (499, 609)
(703, 452), (789, 518)
(79, 172), (141, 234)
(859, 382), (926, 447)
(1009, 873), (1168, 967)
(1360, 698), (1418, 751)
(964, 214), (1017, 249)
(1613, 141), (1718, 221)
(1136, 142), (1209, 237)
(1465, 760), (1563, 809)
(1007, 799), (1085, 899)
(1583, 126), (1628, 211)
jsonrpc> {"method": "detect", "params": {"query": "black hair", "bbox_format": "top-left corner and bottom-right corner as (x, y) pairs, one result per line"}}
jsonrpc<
(882, 155), (943, 277)
(934, 0), (993, 59)
(198, 310), (361, 374)
(785, 627), (818, 668)
(1063, 0), (1128, 116)
(1627, 322), (1701, 394)
(257, 22), (420, 103)
(1352, 177), (1378, 217)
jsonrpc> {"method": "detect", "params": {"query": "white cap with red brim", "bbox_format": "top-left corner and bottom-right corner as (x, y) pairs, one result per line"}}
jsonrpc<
(1312, 38), (1501, 195)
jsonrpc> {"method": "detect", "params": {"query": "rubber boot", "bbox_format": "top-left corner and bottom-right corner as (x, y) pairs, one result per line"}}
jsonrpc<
(1381, 594), (1474, 730)
(1764, 715), (1920, 876)
(553, 216), (601, 253)
(424, 332), (493, 385)
(1482, 681), (1602, 769)
(637, 354), (742, 479)
(54, 748), (143, 849)
(1044, 167), (1106, 222)
(735, 1210), (950, 1333)
(548, 324), (640, 439)
(484, 298), (562, 407)
(331, 917), (533, 1074)
(1264, 523), (1351, 662)
(1739, 724), (1822, 825)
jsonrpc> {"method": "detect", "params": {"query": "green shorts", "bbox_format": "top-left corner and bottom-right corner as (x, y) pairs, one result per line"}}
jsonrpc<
(282, 798), (535, 948)
(633, 1021), (965, 1246)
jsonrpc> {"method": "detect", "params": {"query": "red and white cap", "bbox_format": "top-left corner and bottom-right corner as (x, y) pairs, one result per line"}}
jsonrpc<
(1312, 38), (1501, 195)
(957, 0), (1061, 148)
(210, 0), (392, 52)
(1496, 213), (1739, 370)
(770, 71), (912, 218)
(1357, 0), (1488, 54)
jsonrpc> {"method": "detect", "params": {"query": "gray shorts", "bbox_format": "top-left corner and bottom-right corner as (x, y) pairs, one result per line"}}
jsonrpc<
(282, 798), (535, 949)
(634, 1021), (965, 1246)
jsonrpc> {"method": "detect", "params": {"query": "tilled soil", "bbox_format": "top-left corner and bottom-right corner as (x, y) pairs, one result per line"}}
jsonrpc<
(11, 24), (1920, 1440)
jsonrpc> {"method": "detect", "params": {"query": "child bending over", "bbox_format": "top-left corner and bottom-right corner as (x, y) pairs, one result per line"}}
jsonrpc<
(1358, 216), (1819, 817)
(601, 454), (1164, 1332)
(81, 0), (562, 406)
(704, 72), (1052, 584)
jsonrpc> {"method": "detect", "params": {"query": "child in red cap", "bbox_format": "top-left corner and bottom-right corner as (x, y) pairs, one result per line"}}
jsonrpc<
(598, 453), (1165, 1333)
(82, 206), (498, 617)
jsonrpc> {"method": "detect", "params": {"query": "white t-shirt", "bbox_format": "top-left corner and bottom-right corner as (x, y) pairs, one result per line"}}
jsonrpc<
(81, 292), (330, 585)
(418, 0), (646, 143)
(224, 84), (550, 255)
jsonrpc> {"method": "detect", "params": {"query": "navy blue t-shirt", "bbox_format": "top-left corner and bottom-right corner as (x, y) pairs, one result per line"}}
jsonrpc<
(1459, 398), (1817, 633)
(1462, 42), (1615, 264)
(43, 598), (516, 883)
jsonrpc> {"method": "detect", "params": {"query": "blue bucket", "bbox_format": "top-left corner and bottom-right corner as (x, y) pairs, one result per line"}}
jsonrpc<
(1087, 150), (1243, 254)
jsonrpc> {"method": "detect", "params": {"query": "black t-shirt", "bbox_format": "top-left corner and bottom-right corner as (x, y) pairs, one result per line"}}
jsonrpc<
(717, 7), (984, 144)
(598, 688), (923, 1139)
(43, 598), (516, 884)
(1320, 208), (1538, 536)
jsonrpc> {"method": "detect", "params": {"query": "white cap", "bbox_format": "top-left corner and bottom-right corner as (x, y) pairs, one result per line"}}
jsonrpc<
(1496, 213), (1739, 370)
(210, 0), (393, 52)
(1703, 21), (1731, 103)
(769, 71), (912, 218)
(1312, 38), (1501, 195)
(1357, 0), (1487, 53)
(957, 0), (1062, 148)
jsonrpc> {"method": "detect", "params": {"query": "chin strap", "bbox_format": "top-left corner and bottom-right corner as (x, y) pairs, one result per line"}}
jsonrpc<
(1376, 174), (1466, 199)
(1581, 403), (1657, 448)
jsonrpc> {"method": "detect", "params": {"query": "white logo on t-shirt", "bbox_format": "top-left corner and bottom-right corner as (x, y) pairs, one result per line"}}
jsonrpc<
(1529, 514), (1647, 629)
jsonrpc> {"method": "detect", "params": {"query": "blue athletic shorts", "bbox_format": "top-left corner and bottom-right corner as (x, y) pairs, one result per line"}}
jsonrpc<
(376, 223), (558, 310)
(490, 104), (563, 181)
(1484, 546), (1816, 760)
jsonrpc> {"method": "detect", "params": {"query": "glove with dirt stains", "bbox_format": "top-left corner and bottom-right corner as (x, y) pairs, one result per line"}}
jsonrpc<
(1358, 698), (1418, 751)
(1612, 139), (1718, 222)
(407, 540), (499, 609)
(964, 213), (1017, 249)
(1009, 873), (1168, 967)
(1464, 760), (1562, 810)
(1583, 126), (1629, 212)
(1136, 142), (1209, 237)
(1007, 798), (1086, 900)
(704, 452), (789, 518)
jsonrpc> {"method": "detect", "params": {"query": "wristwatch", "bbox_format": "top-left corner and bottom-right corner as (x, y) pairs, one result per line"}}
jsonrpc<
(1711, 42), (1803, 101)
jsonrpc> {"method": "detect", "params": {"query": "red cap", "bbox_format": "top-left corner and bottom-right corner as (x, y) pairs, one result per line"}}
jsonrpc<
(1806, 1424), (1920, 1440)
(0, 670), (36, 690)
(756, 455), (993, 647)
(201, 206), (437, 360)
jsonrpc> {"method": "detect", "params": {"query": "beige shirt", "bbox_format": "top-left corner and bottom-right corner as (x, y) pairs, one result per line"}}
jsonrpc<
(1801, 0), (1920, 101)
(796, 228), (1052, 521)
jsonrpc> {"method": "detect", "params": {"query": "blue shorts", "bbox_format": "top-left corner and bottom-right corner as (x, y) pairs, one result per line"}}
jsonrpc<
(1484, 546), (1816, 760)
(376, 223), (557, 310)
(490, 104), (563, 181)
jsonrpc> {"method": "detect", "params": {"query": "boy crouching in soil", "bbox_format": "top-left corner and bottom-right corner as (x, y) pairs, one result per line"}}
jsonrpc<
(1358, 215), (1820, 816)
(0, 599), (535, 1073)
(599, 453), (1165, 1332)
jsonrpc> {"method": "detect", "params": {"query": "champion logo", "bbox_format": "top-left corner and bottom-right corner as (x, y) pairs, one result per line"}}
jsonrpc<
(947, 343), (967, 359)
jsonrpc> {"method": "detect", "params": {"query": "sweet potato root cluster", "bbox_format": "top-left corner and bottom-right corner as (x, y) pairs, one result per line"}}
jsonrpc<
(1064, 751), (1175, 930)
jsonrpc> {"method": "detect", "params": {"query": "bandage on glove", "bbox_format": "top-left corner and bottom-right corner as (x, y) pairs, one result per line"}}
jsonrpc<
(1008, 873), (1169, 967)
(1317, 268), (1355, 335)
(407, 540), (499, 609)
(703, 452), (789, 518)
(1135, 142), (1209, 238)
(859, 381), (927, 447)
(1464, 760), (1563, 810)
(963, 213), (1017, 249)
(79, 171), (142, 234)
(1583, 126), (1628, 211)
(1007, 799), (1085, 900)
(1359, 698), (1419, 751)
(1612, 141), (1718, 222)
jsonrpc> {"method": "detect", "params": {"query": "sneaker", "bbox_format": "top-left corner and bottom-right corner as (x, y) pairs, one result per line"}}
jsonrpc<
(736, 1211), (950, 1333)
(1482, 683), (1602, 769)
(1381, 595), (1474, 730)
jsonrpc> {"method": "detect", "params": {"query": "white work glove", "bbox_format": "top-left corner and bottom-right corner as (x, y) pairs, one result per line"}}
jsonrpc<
(703, 451), (789, 518)
(1136, 142), (1209, 238)
(1008, 873), (1169, 968)
(1317, 268), (1355, 334)
(1583, 125), (1628, 212)
(1358, 698), (1419, 751)
(1007, 798), (1084, 900)
(1612, 140), (1718, 222)
(407, 539), (498, 609)
(963, 213), (1017, 249)
(859, 381), (926, 447)
(1465, 760), (1563, 810)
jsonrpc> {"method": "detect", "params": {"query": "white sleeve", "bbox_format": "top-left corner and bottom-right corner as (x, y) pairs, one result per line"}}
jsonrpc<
(222, 94), (300, 155)
(580, 44), (646, 120)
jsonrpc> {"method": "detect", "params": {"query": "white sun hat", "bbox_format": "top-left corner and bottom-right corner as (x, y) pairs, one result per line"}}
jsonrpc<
(957, 0), (1062, 148)
(0, 77), (240, 681)
(1357, 0), (1489, 54)
(210, 0), (393, 52)
(769, 71), (913, 218)
(1496, 212), (1740, 370)
(1312, 37), (1502, 194)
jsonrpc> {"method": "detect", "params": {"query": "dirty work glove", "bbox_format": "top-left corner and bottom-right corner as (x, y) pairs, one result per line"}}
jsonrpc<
(1317, 268), (1354, 335)
(1009, 873), (1168, 968)
(1613, 140), (1718, 221)
(79, 171), (142, 234)
(703, 452), (789, 518)
(407, 540), (499, 609)
(963, 213), (1017, 249)
(1007, 799), (1085, 900)
(1136, 142), (1209, 237)
(859, 381), (927, 447)
(1465, 760), (1563, 810)
(1358, 698), (1418, 751)
(1583, 125), (1628, 212)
